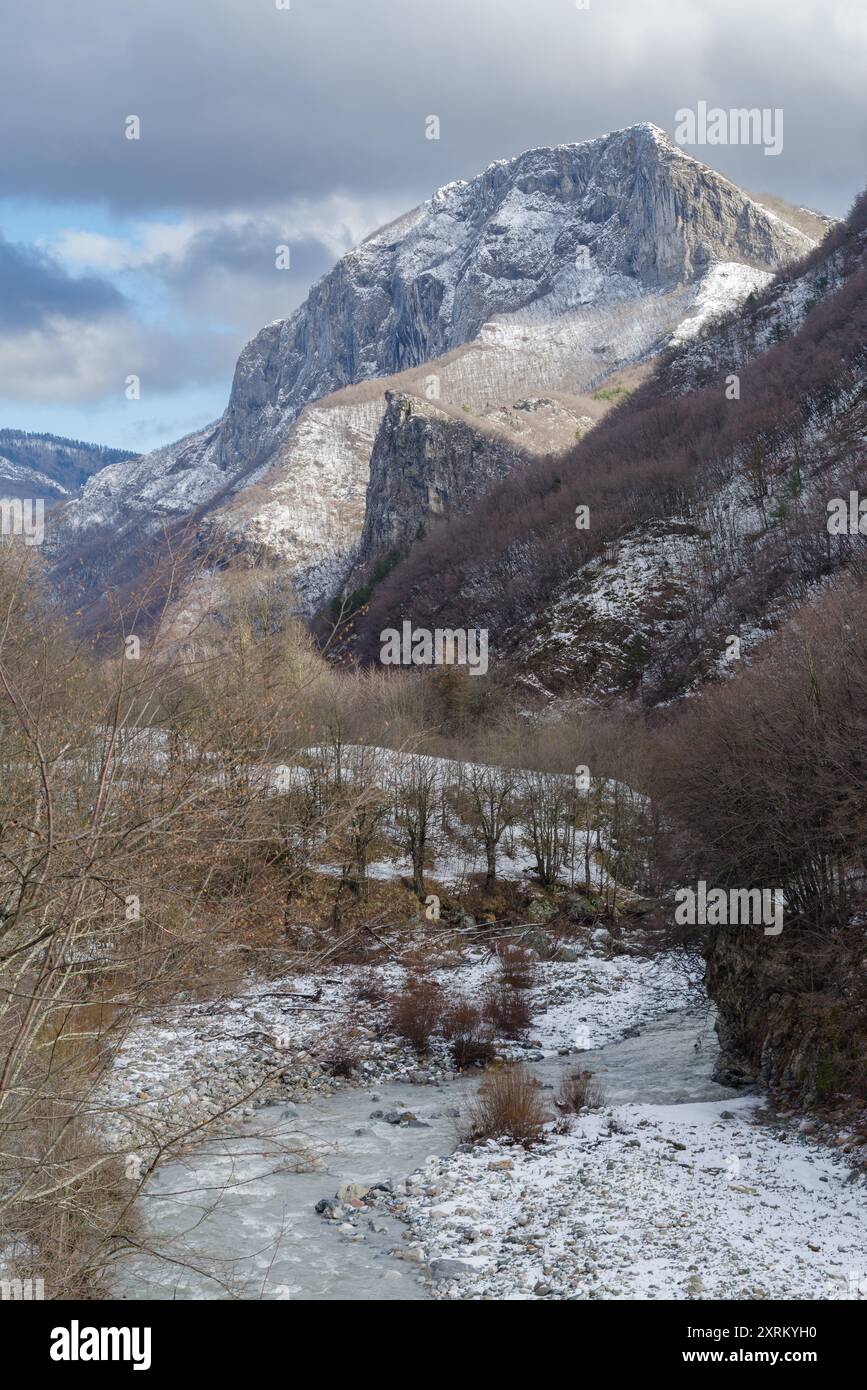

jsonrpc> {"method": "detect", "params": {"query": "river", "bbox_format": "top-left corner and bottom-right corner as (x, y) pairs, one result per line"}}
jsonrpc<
(114, 1006), (736, 1300)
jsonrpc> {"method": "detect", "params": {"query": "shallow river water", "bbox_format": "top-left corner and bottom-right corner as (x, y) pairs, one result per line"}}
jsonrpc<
(116, 1007), (735, 1301)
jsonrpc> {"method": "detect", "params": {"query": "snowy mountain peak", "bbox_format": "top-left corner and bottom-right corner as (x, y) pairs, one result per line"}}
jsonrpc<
(213, 123), (811, 463)
(48, 128), (820, 619)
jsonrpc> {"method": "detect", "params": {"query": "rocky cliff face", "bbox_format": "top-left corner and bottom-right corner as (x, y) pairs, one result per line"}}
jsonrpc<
(214, 122), (811, 477)
(46, 123), (817, 615)
(195, 377), (597, 618)
(355, 392), (531, 573)
(705, 923), (867, 1106)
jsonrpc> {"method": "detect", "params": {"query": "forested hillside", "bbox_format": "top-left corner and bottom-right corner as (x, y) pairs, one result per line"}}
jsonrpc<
(356, 191), (867, 707)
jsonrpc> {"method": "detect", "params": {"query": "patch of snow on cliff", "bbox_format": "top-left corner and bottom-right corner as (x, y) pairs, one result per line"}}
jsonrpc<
(670, 262), (773, 344)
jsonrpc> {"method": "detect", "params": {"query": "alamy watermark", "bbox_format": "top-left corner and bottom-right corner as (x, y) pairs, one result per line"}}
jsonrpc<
(50, 1322), (152, 1371)
(0, 498), (44, 546)
(827, 490), (867, 535)
(674, 103), (783, 157)
(380, 621), (488, 676)
(1, 1275), (44, 1300)
(675, 881), (784, 936)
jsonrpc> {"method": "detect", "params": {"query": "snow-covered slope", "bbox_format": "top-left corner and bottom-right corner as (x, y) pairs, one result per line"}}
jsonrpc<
(47, 123), (818, 616)
(471, 198), (867, 707)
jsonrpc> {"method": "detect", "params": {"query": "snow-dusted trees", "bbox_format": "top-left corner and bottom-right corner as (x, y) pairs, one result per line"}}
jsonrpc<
(519, 769), (575, 888)
(393, 754), (440, 900)
(464, 762), (517, 890)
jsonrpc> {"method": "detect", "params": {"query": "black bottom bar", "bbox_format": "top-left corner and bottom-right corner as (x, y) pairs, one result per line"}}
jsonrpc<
(7, 1297), (862, 1375)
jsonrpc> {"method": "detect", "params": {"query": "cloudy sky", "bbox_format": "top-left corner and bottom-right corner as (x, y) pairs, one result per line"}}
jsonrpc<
(0, 0), (864, 452)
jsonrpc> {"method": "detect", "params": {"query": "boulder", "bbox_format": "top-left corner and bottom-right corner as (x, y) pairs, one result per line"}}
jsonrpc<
(337, 1182), (370, 1204)
(527, 897), (558, 924)
(428, 1258), (475, 1280)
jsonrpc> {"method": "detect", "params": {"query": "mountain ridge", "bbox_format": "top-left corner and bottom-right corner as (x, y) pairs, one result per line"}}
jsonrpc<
(354, 187), (866, 705)
(45, 123), (819, 621)
(0, 429), (137, 506)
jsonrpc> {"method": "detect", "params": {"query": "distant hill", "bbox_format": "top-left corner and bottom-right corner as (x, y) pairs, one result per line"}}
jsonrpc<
(0, 429), (139, 506)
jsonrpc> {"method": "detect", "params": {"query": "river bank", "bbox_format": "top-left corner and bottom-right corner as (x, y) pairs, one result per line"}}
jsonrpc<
(106, 947), (867, 1301)
(99, 945), (693, 1154)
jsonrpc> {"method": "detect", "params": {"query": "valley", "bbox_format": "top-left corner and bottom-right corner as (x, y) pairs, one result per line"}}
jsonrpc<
(1, 86), (865, 1317)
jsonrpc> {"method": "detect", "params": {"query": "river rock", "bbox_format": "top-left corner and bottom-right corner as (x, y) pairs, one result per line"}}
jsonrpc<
(566, 896), (597, 922)
(528, 898), (558, 924)
(337, 1182), (371, 1203)
(429, 1258), (476, 1280)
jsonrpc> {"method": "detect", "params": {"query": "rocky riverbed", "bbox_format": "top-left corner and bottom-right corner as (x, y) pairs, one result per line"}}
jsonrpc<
(340, 1048), (867, 1300)
(99, 944), (692, 1156)
(106, 946), (867, 1301)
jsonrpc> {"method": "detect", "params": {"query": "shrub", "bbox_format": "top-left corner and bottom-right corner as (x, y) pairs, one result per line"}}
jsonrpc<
(483, 983), (532, 1037)
(590, 384), (632, 403)
(441, 999), (495, 1070)
(556, 1068), (605, 1112)
(389, 975), (444, 1053)
(352, 967), (387, 1005)
(495, 943), (537, 989)
(318, 1020), (362, 1077)
(460, 1065), (548, 1146)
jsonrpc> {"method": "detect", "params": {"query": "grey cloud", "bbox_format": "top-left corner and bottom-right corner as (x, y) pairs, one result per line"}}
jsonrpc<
(0, 309), (237, 404)
(1, 0), (864, 441)
(0, 221), (343, 406)
(148, 225), (347, 357)
(0, 0), (863, 219)
(0, 233), (126, 328)
(155, 225), (337, 294)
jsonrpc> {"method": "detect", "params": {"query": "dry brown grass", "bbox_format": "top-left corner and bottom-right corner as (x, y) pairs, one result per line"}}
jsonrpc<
(556, 1068), (606, 1112)
(288, 874), (417, 936)
(483, 983), (533, 1037)
(460, 1065), (548, 1146)
(388, 975), (445, 1053)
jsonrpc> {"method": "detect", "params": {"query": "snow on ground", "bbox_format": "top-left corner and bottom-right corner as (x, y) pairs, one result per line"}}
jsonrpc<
(669, 262), (772, 344)
(211, 394), (383, 614)
(388, 1095), (867, 1301)
(523, 519), (707, 696)
(98, 947), (691, 1151)
(522, 951), (695, 1052)
(272, 744), (628, 893)
(98, 939), (867, 1303)
(317, 837), (585, 889)
(0, 456), (72, 496)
